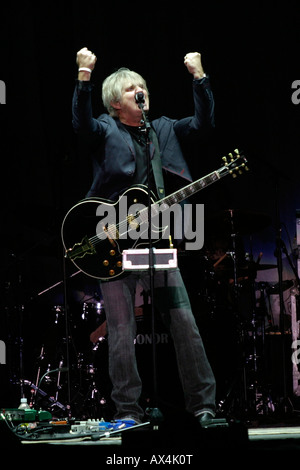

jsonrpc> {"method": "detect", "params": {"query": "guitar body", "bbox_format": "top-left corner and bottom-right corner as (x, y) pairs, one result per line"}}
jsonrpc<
(61, 150), (247, 281)
(61, 185), (163, 280)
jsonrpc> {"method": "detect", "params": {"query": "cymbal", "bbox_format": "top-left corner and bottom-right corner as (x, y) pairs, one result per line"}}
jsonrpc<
(214, 262), (277, 278)
(256, 263), (277, 270)
(206, 209), (272, 235)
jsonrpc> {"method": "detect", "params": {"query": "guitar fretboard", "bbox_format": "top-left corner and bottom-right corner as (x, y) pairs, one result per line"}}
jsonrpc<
(162, 171), (220, 207)
(136, 170), (220, 225)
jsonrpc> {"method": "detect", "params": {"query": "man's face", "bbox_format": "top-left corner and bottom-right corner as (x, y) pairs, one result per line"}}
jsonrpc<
(113, 79), (149, 125)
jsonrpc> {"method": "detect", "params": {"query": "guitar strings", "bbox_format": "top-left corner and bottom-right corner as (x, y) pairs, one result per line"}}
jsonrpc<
(87, 202), (156, 247)
(84, 166), (235, 248)
(86, 175), (214, 247)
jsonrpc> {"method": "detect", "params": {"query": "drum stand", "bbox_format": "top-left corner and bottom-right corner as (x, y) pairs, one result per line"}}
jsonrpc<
(216, 210), (249, 418)
(246, 276), (276, 417)
(80, 365), (107, 419)
(217, 211), (274, 420)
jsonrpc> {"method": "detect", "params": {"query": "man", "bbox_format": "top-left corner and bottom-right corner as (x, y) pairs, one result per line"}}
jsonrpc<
(72, 47), (216, 426)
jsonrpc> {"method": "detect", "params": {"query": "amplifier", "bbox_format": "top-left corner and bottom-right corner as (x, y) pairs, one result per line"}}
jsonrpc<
(291, 292), (300, 396)
(291, 210), (300, 395)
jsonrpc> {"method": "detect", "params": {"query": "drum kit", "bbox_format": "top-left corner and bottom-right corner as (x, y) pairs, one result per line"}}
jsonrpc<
(1, 207), (295, 421)
(182, 207), (295, 419)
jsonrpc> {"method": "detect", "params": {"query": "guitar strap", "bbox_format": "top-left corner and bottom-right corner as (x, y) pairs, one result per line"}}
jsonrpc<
(149, 128), (165, 199)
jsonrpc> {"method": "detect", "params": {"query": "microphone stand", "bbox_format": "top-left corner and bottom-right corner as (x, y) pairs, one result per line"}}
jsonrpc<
(137, 98), (163, 427)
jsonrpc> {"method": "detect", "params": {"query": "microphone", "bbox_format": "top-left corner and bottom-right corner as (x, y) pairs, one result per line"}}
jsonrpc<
(135, 92), (145, 104)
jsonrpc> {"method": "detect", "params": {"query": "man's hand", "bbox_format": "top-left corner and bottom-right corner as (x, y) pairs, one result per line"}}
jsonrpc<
(184, 52), (205, 79)
(76, 47), (97, 80)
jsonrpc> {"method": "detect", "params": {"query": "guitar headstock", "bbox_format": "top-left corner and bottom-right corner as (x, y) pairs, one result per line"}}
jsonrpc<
(222, 149), (249, 178)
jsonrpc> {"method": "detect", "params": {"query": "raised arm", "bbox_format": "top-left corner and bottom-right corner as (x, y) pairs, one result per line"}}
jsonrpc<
(72, 47), (100, 133)
(174, 51), (215, 137)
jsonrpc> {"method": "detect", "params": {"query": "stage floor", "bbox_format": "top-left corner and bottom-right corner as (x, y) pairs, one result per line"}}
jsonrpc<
(4, 414), (300, 461)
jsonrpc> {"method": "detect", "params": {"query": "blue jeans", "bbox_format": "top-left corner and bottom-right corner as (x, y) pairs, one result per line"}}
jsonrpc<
(100, 268), (216, 422)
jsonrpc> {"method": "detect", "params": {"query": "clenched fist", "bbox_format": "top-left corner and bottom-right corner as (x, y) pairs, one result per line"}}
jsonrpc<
(77, 47), (97, 80)
(184, 52), (205, 79)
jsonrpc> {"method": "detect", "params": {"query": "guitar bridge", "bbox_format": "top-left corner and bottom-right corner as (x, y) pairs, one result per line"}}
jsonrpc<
(127, 214), (139, 230)
(65, 235), (96, 260)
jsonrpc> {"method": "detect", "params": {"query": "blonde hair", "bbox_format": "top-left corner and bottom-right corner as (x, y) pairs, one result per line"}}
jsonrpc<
(102, 67), (149, 117)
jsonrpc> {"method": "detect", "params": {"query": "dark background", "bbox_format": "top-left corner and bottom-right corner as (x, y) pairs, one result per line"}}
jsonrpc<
(0, 1), (300, 415)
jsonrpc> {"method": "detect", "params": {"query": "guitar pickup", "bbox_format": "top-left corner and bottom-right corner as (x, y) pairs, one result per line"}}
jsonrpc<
(103, 224), (119, 247)
(65, 235), (96, 260)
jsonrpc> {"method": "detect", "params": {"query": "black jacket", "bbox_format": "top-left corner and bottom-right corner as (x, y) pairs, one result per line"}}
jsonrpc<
(72, 77), (215, 201)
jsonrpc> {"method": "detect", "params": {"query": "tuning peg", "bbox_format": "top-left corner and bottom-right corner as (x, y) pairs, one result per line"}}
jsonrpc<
(241, 155), (249, 172)
(234, 149), (240, 157)
(222, 156), (228, 165)
(228, 152), (234, 161)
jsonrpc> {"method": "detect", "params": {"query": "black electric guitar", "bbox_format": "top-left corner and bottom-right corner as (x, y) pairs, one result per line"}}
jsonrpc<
(61, 150), (248, 280)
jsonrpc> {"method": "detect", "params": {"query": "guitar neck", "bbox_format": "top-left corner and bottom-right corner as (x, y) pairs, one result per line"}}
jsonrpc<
(158, 169), (221, 208)
(157, 150), (248, 209)
(137, 151), (247, 221)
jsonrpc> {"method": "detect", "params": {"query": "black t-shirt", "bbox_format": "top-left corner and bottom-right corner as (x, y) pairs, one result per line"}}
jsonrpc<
(122, 124), (157, 196)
